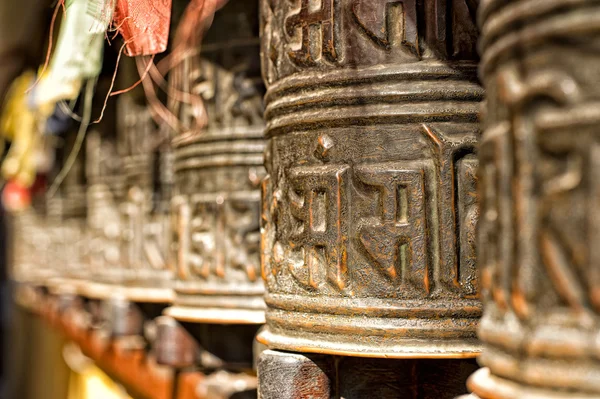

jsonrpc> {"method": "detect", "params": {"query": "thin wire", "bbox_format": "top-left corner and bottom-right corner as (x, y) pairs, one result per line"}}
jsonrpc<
(110, 54), (155, 96)
(58, 100), (82, 122)
(137, 56), (180, 132)
(47, 79), (94, 198)
(27, 0), (65, 93)
(92, 39), (134, 124)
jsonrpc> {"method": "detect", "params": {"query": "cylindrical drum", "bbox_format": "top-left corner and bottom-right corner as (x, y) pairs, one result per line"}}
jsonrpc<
(258, 0), (483, 358)
(469, 0), (600, 397)
(45, 134), (89, 293)
(117, 95), (173, 303)
(165, 0), (266, 325)
(11, 208), (52, 285)
(83, 129), (126, 299)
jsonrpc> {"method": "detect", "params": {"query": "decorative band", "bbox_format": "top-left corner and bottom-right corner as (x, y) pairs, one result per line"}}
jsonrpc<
(264, 63), (481, 138)
(265, 293), (482, 319)
(480, 5), (600, 76)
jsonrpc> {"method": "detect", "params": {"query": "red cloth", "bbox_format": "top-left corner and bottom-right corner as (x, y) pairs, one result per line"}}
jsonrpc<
(113, 0), (172, 56)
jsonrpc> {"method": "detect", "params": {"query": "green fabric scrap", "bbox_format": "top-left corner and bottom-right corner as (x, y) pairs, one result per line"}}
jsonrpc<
(35, 0), (114, 108)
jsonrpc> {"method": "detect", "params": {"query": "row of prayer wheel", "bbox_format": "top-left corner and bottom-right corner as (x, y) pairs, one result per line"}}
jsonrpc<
(11, 0), (600, 397)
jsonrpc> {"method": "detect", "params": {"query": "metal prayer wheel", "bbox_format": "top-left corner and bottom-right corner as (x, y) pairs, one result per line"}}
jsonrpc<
(258, 0), (482, 358)
(117, 95), (173, 303)
(82, 129), (126, 299)
(11, 208), (51, 284)
(467, 0), (600, 397)
(45, 134), (89, 293)
(45, 196), (87, 288)
(165, 0), (266, 326)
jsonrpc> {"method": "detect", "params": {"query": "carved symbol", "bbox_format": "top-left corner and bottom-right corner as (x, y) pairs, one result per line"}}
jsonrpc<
(287, 164), (350, 290)
(189, 199), (226, 279)
(172, 196), (191, 280)
(143, 216), (168, 271)
(351, 0), (418, 55)
(483, 65), (593, 319)
(261, 175), (274, 281)
(356, 163), (428, 292)
(422, 124), (477, 294)
(457, 156), (479, 297)
(226, 198), (261, 282)
(450, 0), (479, 58)
(285, 0), (339, 66)
(478, 122), (509, 307)
(180, 195), (261, 282)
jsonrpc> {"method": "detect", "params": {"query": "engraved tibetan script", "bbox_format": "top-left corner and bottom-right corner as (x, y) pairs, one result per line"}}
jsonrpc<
(176, 195), (261, 282)
(279, 0), (478, 69)
(287, 165), (350, 290)
(285, 0), (339, 66)
(356, 163), (428, 292)
(351, 0), (418, 54)
(273, 139), (479, 297)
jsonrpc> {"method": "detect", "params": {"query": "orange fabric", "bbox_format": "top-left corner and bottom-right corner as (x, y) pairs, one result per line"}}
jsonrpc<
(113, 0), (172, 56)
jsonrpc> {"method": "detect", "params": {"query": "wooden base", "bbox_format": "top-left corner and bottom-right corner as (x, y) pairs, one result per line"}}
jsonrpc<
(20, 285), (256, 399)
(257, 349), (478, 399)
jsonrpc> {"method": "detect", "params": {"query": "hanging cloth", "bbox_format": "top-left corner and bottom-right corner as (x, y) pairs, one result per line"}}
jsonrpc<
(0, 72), (39, 187)
(113, 0), (172, 56)
(34, 0), (115, 110)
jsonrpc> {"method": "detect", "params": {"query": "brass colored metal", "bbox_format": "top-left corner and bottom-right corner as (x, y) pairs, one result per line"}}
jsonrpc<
(258, 0), (482, 358)
(467, 0), (600, 397)
(166, 0), (266, 325)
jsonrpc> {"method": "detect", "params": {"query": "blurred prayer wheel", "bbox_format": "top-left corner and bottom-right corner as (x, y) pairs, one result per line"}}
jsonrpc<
(258, 0), (482, 358)
(82, 129), (126, 300)
(45, 132), (89, 295)
(467, 0), (600, 397)
(11, 207), (52, 285)
(117, 95), (173, 303)
(165, 0), (266, 326)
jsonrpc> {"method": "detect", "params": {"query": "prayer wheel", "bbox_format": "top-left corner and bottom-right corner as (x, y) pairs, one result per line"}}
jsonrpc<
(154, 6), (265, 396)
(467, 0), (600, 397)
(81, 129), (126, 300)
(259, 0), (482, 359)
(45, 132), (89, 295)
(257, 0), (482, 396)
(165, 0), (266, 327)
(117, 95), (173, 304)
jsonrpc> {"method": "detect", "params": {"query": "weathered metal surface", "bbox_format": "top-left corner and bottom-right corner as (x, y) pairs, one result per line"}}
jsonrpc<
(258, 349), (477, 399)
(82, 129), (126, 300)
(117, 95), (174, 303)
(44, 132), (89, 293)
(44, 197), (87, 292)
(467, 0), (600, 397)
(9, 132), (88, 292)
(258, 0), (482, 358)
(166, 0), (266, 324)
(11, 208), (53, 284)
